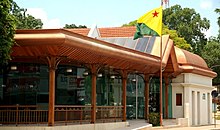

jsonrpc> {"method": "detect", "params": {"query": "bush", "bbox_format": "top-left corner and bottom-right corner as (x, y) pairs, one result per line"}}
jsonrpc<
(148, 112), (160, 126)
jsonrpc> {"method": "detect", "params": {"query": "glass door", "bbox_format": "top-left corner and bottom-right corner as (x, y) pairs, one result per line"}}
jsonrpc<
(126, 74), (145, 119)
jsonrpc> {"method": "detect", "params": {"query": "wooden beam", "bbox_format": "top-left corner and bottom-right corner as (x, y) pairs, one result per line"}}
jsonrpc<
(144, 75), (150, 121)
(121, 70), (127, 121)
(47, 56), (61, 126)
(165, 77), (169, 119)
(91, 64), (97, 123)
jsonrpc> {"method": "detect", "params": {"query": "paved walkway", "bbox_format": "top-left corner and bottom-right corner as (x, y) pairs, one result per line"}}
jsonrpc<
(118, 119), (220, 130)
(153, 120), (220, 130)
(114, 120), (152, 130)
(153, 124), (220, 130)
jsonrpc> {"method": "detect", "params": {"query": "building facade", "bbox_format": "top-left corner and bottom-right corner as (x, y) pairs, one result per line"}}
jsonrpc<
(0, 26), (216, 128)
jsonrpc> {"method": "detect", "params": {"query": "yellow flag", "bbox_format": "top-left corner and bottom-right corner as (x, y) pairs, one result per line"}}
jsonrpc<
(134, 6), (162, 39)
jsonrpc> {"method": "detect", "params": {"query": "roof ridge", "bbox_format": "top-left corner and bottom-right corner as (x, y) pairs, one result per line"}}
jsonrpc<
(98, 26), (136, 29)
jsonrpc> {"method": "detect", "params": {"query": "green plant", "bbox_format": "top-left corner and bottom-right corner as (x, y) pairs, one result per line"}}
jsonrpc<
(148, 112), (160, 126)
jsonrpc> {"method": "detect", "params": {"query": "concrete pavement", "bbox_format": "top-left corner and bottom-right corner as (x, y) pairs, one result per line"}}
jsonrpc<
(152, 120), (220, 130)
(152, 124), (220, 130)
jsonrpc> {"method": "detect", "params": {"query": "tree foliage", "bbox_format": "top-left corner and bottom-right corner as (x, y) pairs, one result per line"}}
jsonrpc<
(0, 0), (43, 65)
(122, 21), (191, 51)
(202, 37), (220, 85)
(122, 21), (136, 27)
(215, 8), (220, 40)
(0, 0), (16, 65)
(163, 5), (210, 55)
(200, 9), (220, 86)
(11, 2), (43, 29)
(162, 24), (191, 51)
(64, 24), (87, 29)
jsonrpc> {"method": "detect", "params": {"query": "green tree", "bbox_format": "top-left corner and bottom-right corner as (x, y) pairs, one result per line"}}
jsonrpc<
(163, 5), (210, 55)
(215, 8), (220, 40)
(0, 0), (16, 65)
(11, 2), (43, 29)
(122, 21), (191, 51)
(201, 9), (220, 86)
(122, 20), (137, 27)
(202, 37), (220, 85)
(64, 24), (87, 29)
(162, 24), (191, 51)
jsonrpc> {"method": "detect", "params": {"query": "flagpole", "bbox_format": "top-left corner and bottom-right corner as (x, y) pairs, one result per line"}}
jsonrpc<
(160, 0), (163, 126)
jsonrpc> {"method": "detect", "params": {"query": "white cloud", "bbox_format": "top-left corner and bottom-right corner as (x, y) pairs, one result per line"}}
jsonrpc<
(26, 8), (62, 29)
(200, 0), (213, 9)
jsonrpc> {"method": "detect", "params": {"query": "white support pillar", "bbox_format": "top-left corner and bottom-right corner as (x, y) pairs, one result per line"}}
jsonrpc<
(207, 93), (212, 124)
(184, 86), (190, 125)
(192, 91), (198, 125)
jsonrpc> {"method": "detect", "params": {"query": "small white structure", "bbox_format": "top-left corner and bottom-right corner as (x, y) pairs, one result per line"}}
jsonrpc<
(171, 47), (216, 126)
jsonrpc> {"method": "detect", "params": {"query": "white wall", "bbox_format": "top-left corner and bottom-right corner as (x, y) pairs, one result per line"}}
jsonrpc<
(172, 73), (214, 126)
(183, 73), (212, 86)
(171, 83), (184, 118)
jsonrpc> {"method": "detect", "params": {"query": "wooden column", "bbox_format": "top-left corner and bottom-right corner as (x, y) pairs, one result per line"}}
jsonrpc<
(47, 57), (60, 126)
(165, 77), (169, 119)
(121, 70), (127, 121)
(144, 75), (150, 121)
(91, 65), (97, 123)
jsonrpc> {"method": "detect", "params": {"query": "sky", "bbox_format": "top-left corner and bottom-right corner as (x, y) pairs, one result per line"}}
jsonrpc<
(14, 0), (220, 38)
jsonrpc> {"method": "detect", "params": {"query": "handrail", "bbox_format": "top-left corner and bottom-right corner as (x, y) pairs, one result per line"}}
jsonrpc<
(0, 105), (123, 125)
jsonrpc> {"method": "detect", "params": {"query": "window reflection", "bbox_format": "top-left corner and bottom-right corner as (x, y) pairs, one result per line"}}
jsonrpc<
(56, 66), (91, 105)
(3, 64), (48, 105)
(96, 69), (122, 106)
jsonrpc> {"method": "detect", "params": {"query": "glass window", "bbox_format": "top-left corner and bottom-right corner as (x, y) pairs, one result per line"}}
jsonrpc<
(56, 66), (91, 105)
(3, 63), (48, 105)
(126, 74), (145, 119)
(96, 69), (122, 106)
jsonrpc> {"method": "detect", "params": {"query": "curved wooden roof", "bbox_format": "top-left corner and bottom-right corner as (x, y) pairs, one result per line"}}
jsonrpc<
(12, 27), (217, 78)
(174, 47), (216, 77)
(94, 26), (216, 78)
(13, 29), (161, 74)
(175, 47), (208, 68)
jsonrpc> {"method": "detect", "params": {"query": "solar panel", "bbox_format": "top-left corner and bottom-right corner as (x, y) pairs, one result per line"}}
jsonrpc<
(115, 38), (127, 46)
(124, 38), (137, 49)
(135, 37), (149, 52)
(101, 38), (116, 44)
(98, 37), (154, 54)
(145, 36), (156, 53)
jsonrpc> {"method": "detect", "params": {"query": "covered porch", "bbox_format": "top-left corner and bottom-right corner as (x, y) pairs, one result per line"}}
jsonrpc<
(0, 29), (177, 126)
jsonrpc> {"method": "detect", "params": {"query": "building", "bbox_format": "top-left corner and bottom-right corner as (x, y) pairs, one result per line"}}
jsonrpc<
(0, 26), (216, 129)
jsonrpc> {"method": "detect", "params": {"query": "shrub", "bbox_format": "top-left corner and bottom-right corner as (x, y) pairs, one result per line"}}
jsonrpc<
(148, 112), (160, 126)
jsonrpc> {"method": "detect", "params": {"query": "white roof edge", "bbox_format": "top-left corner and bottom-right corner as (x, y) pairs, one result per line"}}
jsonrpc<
(88, 24), (100, 38)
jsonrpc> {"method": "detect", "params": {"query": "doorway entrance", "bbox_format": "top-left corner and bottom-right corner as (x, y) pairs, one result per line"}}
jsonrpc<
(126, 74), (145, 119)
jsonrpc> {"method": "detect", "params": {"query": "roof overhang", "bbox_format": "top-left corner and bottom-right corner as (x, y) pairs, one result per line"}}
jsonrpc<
(179, 64), (217, 78)
(13, 29), (161, 74)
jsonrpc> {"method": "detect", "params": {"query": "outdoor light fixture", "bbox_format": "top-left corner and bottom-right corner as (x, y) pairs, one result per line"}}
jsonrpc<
(66, 68), (72, 73)
(83, 72), (89, 76)
(11, 66), (17, 70)
(97, 73), (102, 77)
(132, 78), (136, 82)
(110, 75), (115, 79)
